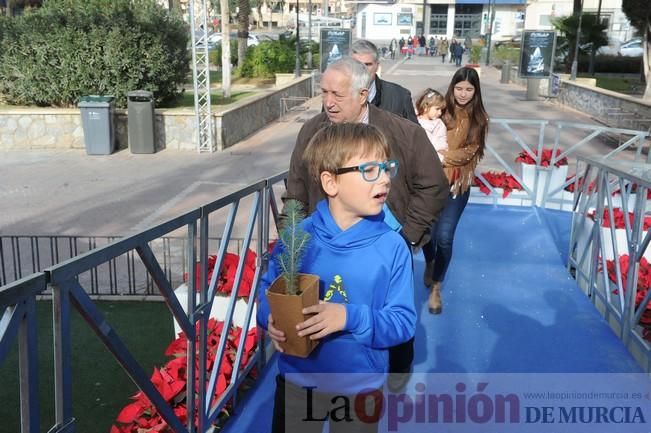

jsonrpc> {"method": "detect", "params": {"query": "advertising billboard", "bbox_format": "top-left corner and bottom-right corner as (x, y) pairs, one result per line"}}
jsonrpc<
(320, 29), (352, 72)
(519, 30), (556, 78)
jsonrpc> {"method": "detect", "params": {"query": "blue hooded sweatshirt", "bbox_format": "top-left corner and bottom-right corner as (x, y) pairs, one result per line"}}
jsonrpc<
(257, 200), (416, 392)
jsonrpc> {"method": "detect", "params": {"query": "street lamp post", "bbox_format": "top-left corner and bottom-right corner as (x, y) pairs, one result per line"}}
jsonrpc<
(295, 0), (301, 77)
(485, 0), (495, 66)
(570, 0), (584, 81)
(307, 0), (312, 69)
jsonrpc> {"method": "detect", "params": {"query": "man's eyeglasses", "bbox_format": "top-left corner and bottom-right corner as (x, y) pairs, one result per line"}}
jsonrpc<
(334, 160), (399, 183)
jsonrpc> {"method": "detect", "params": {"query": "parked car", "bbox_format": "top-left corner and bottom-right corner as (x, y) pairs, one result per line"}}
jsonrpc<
(494, 35), (522, 49)
(579, 37), (621, 56)
(618, 38), (643, 57)
(207, 32), (261, 47)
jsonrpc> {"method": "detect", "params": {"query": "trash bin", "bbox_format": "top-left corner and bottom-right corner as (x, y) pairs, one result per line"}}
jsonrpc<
(500, 60), (512, 84)
(127, 90), (156, 154)
(78, 95), (115, 155)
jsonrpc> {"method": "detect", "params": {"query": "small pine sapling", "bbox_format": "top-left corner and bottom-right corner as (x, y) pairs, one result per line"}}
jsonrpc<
(278, 200), (311, 295)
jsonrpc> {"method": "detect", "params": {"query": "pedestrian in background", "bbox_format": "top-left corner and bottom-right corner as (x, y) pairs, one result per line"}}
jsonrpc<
(453, 41), (464, 66)
(440, 38), (449, 63)
(429, 36), (437, 57)
(419, 34), (427, 56)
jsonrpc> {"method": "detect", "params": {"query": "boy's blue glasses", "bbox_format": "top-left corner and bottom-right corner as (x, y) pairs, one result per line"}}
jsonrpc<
(334, 160), (399, 183)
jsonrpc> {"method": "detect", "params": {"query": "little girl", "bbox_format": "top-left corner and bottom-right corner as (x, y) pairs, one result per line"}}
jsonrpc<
(415, 89), (447, 163)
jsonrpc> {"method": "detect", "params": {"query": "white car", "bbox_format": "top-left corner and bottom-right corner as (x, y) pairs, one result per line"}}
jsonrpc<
(618, 38), (643, 57)
(207, 33), (260, 47)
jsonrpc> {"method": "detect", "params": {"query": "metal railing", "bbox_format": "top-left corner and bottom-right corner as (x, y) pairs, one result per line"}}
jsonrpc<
(568, 156), (651, 371)
(0, 235), (244, 296)
(0, 172), (288, 433)
(4, 120), (647, 295)
(470, 119), (650, 209)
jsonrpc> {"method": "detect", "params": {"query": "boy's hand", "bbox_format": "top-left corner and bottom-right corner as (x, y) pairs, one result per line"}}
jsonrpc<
(296, 301), (346, 340)
(267, 314), (286, 353)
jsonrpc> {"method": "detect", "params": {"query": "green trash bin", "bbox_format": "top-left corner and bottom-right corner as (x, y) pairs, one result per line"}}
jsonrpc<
(78, 96), (115, 155)
(127, 90), (156, 154)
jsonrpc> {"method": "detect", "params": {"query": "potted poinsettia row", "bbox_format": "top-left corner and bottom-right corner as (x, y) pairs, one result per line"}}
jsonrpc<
(605, 255), (651, 342)
(516, 148), (569, 205)
(575, 207), (651, 262)
(111, 318), (258, 433)
(473, 171), (523, 198)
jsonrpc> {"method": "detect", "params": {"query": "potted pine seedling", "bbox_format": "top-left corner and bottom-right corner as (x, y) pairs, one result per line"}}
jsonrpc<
(266, 200), (320, 357)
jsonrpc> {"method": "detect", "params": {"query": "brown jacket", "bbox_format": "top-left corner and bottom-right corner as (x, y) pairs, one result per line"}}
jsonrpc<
(441, 105), (483, 196)
(286, 104), (449, 246)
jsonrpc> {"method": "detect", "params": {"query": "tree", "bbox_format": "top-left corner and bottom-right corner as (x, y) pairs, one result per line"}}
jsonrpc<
(573, 0), (582, 16)
(220, 0), (231, 97)
(237, 0), (250, 68)
(251, 0), (262, 28)
(0, 0), (189, 107)
(552, 14), (607, 73)
(622, 0), (651, 99)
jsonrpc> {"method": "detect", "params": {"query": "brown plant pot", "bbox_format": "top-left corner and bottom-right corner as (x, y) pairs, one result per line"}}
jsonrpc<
(266, 273), (320, 358)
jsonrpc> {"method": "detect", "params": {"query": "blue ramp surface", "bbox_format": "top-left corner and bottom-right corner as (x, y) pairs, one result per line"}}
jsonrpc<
(223, 204), (642, 433)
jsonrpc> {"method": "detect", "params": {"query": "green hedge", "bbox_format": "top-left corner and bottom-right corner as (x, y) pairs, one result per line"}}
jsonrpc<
(239, 38), (320, 78)
(239, 39), (296, 78)
(576, 54), (642, 74)
(0, 0), (189, 108)
(209, 41), (239, 68)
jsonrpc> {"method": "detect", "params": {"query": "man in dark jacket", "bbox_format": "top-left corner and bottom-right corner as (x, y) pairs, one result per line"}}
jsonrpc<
(351, 39), (419, 124)
(285, 58), (448, 389)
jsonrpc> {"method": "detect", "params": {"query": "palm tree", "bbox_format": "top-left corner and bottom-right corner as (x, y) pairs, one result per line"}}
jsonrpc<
(622, 0), (651, 100)
(552, 14), (607, 73)
(237, 0), (250, 68)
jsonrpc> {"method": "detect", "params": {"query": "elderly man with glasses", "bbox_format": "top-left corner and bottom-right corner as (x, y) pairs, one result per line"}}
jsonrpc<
(284, 57), (448, 391)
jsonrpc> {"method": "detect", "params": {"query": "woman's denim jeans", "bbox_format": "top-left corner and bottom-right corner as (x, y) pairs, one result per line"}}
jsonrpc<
(423, 190), (470, 283)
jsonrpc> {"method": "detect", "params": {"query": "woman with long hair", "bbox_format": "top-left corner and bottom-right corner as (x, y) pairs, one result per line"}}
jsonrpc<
(423, 67), (489, 314)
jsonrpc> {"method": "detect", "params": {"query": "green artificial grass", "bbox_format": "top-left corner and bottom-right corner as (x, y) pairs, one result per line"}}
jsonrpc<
(0, 300), (173, 433)
(594, 76), (644, 94)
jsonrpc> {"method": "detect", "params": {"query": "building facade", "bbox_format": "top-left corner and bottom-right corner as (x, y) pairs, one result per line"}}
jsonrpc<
(355, 0), (525, 42)
(353, 0), (634, 44)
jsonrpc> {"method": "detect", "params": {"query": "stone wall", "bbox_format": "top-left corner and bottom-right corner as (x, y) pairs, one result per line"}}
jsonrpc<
(500, 64), (651, 126)
(0, 76), (312, 152)
(558, 80), (651, 125)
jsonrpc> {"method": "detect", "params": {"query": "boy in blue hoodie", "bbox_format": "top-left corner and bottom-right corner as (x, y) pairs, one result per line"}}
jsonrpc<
(257, 123), (416, 433)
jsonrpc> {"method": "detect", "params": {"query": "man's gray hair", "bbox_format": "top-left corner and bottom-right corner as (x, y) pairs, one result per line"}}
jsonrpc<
(326, 57), (371, 94)
(351, 39), (379, 62)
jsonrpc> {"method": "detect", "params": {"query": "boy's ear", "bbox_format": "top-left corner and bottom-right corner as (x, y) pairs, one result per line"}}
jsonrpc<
(320, 171), (338, 198)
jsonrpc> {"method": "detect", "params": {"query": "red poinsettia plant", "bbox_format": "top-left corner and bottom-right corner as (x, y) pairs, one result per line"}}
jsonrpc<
(111, 318), (258, 433)
(611, 183), (651, 200)
(588, 208), (651, 231)
(515, 148), (568, 167)
(184, 250), (258, 298)
(564, 175), (596, 193)
(473, 171), (523, 198)
(606, 256), (651, 332)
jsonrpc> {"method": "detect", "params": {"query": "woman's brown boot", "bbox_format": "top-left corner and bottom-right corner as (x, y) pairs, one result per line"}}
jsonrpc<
(428, 282), (442, 314)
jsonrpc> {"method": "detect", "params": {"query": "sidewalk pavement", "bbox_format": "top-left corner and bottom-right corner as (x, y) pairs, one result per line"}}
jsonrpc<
(0, 54), (611, 237)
